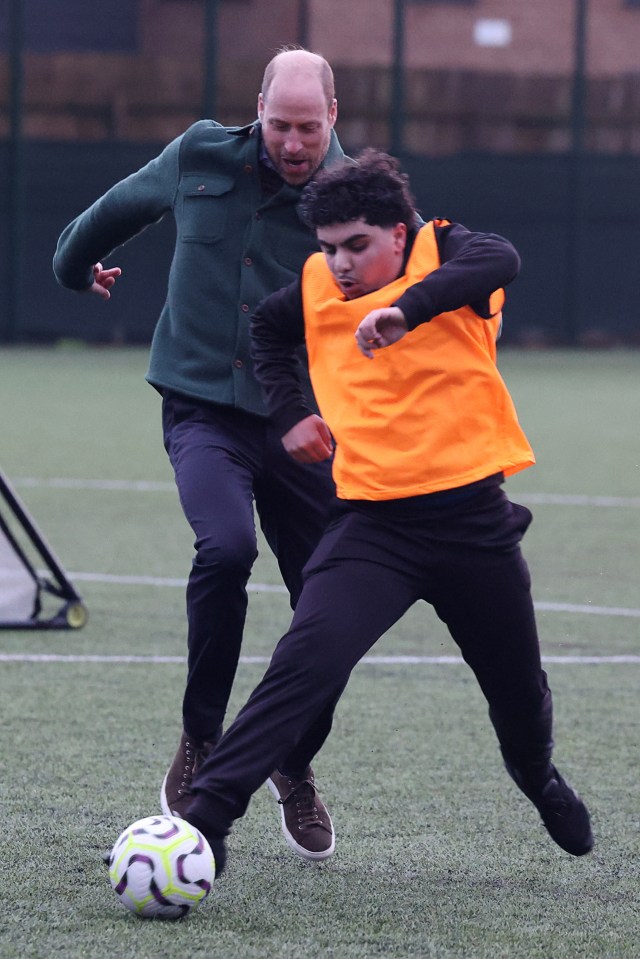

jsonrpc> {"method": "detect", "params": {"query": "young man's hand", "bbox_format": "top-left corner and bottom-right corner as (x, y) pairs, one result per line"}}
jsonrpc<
(355, 307), (408, 358)
(88, 262), (122, 300)
(281, 415), (334, 463)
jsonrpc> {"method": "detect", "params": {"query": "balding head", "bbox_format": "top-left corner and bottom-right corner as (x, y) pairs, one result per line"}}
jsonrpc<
(258, 48), (338, 186)
(261, 48), (335, 109)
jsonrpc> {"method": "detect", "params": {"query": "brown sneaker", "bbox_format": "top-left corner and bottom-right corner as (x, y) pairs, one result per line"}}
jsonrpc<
(160, 731), (216, 819)
(267, 767), (335, 861)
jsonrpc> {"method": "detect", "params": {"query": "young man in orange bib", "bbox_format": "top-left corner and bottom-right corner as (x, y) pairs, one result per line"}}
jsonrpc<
(183, 150), (593, 874)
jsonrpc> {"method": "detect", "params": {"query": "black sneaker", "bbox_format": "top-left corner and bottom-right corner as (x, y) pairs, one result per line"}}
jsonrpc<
(506, 762), (594, 856)
(207, 834), (227, 879)
(184, 815), (228, 879)
(267, 767), (335, 861)
(160, 731), (216, 819)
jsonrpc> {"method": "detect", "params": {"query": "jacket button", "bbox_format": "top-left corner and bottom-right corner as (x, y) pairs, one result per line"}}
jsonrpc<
(244, 164), (253, 174)
(244, 257), (253, 266)
(241, 304), (249, 313)
(197, 184), (205, 191)
(234, 359), (243, 368)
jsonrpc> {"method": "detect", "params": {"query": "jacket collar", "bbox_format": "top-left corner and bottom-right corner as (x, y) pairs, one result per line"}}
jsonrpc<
(320, 128), (347, 170)
(228, 121), (260, 138)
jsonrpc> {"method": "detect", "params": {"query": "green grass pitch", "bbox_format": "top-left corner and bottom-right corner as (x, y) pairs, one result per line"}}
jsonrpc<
(1, 346), (639, 958)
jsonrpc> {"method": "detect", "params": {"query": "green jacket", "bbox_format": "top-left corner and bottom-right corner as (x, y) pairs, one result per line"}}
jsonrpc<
(53, 120), (347, 415)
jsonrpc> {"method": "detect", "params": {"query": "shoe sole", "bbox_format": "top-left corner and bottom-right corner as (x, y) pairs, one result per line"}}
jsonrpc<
(159, 772), (183, 819)
(266, 777), (336, 862)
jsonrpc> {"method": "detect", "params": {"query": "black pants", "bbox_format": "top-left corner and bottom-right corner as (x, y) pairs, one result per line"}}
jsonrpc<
(162, 391), (337, 770)
(188, 485), (554, 833)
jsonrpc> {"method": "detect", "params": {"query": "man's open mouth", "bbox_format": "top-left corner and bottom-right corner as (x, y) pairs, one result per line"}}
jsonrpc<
(282, 157), (308, 169)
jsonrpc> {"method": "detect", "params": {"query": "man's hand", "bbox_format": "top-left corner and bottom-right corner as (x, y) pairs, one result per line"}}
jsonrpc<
(281, 414), (334, 463)
(88, 262), (122, 301)
(354, 306), (408, 358)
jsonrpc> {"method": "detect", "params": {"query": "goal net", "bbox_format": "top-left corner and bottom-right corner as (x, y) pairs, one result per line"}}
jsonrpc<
(0, 470), (87, 630)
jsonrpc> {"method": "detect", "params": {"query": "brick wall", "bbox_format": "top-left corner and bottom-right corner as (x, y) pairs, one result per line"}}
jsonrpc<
(2, 0), (640, 153)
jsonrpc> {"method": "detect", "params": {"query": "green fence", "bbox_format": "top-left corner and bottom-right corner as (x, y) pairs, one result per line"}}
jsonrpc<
(1, 142), (639, 346)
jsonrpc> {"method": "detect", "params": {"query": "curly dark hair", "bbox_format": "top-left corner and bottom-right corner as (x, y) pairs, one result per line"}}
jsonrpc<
(299, 148), (416, 229)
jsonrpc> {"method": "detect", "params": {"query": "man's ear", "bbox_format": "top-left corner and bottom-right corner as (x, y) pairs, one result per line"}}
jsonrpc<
(393, 221), (408, 252)
(257, 92), (265, 122)
(329, 98), (338, 127)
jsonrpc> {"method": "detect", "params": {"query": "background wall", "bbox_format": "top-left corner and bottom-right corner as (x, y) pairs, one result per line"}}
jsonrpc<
(1, 0), (640, 345)
(1, 142), (635, 347)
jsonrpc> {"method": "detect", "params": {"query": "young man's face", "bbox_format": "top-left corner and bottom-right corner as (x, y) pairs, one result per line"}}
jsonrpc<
(258, 76), (337, 186)
(316, 219), (407, 299)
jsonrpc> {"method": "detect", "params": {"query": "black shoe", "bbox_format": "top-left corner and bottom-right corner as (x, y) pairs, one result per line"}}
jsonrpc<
(183, 811), (228, 878)
(506, 762), (594, 856)
(206, 834), (228, 878)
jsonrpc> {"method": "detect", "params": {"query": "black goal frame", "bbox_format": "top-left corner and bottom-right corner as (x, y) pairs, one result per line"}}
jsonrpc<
(0, 470), (88, 630)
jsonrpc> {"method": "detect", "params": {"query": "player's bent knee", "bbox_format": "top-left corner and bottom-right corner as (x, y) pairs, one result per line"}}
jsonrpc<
(194, 539), (258, 578)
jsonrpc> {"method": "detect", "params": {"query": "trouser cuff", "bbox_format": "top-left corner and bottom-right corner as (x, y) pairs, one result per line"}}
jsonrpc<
(185, 791), (233, 842)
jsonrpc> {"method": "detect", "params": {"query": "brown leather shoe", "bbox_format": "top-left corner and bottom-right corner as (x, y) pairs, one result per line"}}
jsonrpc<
(267, 767), (335, 861)
(160, 731), (216, 819)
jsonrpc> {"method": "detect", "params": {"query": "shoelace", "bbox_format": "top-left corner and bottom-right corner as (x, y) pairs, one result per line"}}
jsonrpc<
(179, 742), (210, 796)
(280, 779), (329, 832)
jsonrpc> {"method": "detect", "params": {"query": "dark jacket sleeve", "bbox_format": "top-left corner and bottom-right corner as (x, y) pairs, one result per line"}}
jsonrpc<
(250, 278), (316, 436)
(52, 133), (183, 291)
(394, 221), (521, 331)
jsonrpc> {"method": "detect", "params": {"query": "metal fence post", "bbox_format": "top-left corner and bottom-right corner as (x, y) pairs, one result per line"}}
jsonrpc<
(390, 0), (406, 158)
(564, 0), (589, 344)
(202, 0), (219, 120)
(4, 0), (25, 343)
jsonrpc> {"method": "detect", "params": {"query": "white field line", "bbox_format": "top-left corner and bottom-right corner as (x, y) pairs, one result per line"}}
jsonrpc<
(1, 653), (638, 665)
(11, 477), (640, 509)
(57, 571), (640, 620)
(65, 572), (288, 592)
(14, 476), (640, 622)
(14, 477), (177, 492)
(517, 493), (640, 508)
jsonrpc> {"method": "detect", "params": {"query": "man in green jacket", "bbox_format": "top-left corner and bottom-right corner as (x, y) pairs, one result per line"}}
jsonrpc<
(53, 48), (345, 863)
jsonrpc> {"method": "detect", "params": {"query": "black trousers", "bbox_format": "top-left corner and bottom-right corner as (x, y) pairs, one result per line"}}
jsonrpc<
(161, 391), (337, 770)
(188, 485), (554, 833)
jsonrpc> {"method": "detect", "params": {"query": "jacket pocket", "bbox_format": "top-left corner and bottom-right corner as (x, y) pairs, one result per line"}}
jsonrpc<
(272, 234), (318, 277)
(181, 173), (235, 243)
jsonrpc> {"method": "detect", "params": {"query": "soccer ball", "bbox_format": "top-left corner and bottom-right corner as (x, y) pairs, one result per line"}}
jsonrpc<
(108, 815), (216, 919)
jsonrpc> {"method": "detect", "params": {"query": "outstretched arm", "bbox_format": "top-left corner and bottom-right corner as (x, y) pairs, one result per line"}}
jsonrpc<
(53, 133), (183, 292)
(355, 223), (519, 358)
(394, 222), (520, 332)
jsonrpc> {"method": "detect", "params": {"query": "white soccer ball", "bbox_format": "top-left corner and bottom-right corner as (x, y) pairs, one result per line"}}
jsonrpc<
(108, 815), (216, 919)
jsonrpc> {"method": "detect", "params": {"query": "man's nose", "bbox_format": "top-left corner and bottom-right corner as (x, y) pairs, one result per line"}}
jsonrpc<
(333, 248), (351, 271)
(284, 131), (303, 154)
